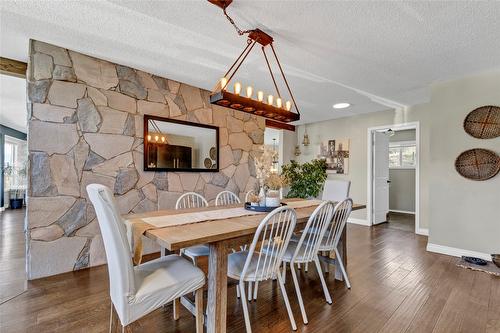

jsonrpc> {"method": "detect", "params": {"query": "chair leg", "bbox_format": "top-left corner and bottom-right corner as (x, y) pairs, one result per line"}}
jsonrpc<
(335, 248), (351, 289)
(236, 282), (241, 298)
(173, 298), (180, 320)
(323, 251), (330, 273)
(314, 255), (332, 304)
(247, 281), (252, 302)
(195, 287), (204, 333)
(253, 281), (259, 300)
(239, 282), (252, 333)
(304, 262), (309, 272)
(277, 273), (297, 331)
(109, 301), (113, 333)
(290, 263), (308, 324)
(282, 262), (286, 283)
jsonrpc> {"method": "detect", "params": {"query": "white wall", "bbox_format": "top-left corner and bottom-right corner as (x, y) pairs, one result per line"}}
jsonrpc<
(291, 70), (500, 256)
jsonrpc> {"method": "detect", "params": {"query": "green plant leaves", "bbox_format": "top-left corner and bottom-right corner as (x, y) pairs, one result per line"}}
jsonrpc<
(282, 159), (327, 198)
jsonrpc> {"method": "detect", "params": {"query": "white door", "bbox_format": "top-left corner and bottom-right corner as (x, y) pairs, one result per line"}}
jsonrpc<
(372, 131), (389, 224)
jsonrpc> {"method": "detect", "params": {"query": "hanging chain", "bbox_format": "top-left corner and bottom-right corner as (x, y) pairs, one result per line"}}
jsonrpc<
(223, 7), (253, 36)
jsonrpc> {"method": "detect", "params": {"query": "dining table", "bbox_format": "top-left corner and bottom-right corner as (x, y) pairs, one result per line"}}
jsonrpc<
(126, 198), (366, 333)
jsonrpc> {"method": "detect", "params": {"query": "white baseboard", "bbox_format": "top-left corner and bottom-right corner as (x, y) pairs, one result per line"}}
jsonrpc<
(389, 209), (415, 215)
(426, 243), (491, 261)
(416, 228), (429, 236)
(347, 218), (370, 226)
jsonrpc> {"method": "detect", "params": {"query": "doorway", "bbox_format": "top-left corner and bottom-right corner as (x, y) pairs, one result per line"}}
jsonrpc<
(0, 73), (28, 304)
(367, 122), (425, 235)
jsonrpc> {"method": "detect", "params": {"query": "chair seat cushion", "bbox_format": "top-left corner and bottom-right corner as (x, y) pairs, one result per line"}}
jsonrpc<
(291, 230), (333, 251)
(128, 254), (205, 323)
(184, 244), (210, 258)
(228, 251), (276, 281)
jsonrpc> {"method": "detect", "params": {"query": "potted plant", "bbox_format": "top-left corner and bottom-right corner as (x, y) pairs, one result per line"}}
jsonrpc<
(5, 164), (27, 209)
(265, 173), (286, 207)
(281, 159), (328, 199)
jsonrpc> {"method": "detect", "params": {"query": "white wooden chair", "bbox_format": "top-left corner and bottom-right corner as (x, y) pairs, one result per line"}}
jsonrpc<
(175, 192), (209, 210)
(175, 192), (210, 265)
(215, 190), (241, 206)
(277, 201), (335, 324)
(321, 179), (351, 201)
(227, 206), (298, 332)
(86, 184), (205, 333)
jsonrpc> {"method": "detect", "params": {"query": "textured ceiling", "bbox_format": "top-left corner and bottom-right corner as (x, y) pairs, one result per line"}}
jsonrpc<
(1, 1), (500, 124)
(0, 75), (26, 133)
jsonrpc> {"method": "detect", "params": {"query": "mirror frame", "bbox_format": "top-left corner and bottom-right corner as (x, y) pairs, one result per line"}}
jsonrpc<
(143, 115), (220, 172)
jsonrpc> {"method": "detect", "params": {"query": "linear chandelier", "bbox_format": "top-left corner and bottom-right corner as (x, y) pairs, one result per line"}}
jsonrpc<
(208, 0), (300, 123)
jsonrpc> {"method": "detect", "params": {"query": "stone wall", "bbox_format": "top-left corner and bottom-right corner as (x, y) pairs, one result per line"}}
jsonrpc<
(27, 40), (264, 279)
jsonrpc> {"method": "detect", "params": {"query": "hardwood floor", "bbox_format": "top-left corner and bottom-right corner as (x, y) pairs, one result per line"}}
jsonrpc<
(1, 220), (499, 332)
(387, 212), (415, 233)
(0, 208), (27, 304)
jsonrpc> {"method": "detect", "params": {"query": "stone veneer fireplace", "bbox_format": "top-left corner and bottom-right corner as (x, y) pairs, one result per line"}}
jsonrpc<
(27, 40), (264, 279)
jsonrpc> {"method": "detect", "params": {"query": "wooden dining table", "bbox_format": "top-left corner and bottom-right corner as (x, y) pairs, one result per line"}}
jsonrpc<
(127, 199), (366, 333)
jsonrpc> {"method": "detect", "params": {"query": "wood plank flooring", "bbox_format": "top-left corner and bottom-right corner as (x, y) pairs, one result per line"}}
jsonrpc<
(0, 213), (499, 333)
(0, 208), (27, 304)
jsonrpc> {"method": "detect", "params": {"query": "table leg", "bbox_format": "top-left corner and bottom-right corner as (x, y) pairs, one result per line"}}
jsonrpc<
(206, 241), (228, 333)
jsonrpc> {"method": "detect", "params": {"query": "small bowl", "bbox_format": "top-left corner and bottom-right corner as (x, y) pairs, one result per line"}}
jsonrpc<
(492, 254), (500, 268)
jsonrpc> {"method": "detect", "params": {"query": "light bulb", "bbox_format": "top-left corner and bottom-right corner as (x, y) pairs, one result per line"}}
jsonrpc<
(257, 91), (264, 102)
(147, 134), (151, 141)
(220, 77), (227, 90)
(285, 100), (292, 111)
(267, 95), (274, 105)
(246, 86), (253, 98)
(161, 136), (165, 143)
(276, 98), (282, 108)
(155, 135), (159, 142)
(234, 82), (241, 95)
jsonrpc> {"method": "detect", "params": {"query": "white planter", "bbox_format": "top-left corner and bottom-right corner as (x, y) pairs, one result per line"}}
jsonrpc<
(265, 197), (280, 207)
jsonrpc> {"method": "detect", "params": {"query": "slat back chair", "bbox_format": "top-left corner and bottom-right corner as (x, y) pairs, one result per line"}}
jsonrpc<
(175, 192), (208, 210)
(227, 206), (298, 332)
(285, 201), (335, 323)
(215, 190), (241, 206)
(319, 198), (353, 288)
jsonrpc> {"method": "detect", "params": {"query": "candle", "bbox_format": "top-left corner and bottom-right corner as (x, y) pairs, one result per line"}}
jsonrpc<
(147, 134), (151, 141)
(285, 100), (292, 111)
(161, 136), (165, 143)
(246, 86), (253, 98)
(257, 91), (264, 102)
(267, 94), (274, 105)
(155, 135), (159, 142)
(234, 82), (241, 95)
(220, 77), (228, 90)
(276, 97), (282, 108)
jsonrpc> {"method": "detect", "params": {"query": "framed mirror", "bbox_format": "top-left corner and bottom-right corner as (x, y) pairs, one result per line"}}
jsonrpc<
(143, 115), (219, 172)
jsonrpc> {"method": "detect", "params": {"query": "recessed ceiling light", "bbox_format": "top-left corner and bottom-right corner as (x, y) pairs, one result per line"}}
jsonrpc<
(333, 102), (351, 109)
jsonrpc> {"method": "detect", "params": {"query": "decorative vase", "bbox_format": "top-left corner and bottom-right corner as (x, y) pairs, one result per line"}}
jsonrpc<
(258, 186), (266, 206)
(265, 189), (280, 207)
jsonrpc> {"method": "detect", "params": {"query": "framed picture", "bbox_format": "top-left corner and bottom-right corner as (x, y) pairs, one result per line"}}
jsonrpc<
(318, 138), (350, 174)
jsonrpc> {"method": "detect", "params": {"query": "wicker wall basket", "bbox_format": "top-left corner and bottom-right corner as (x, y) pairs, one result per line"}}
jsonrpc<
(455, 148), (500, 181)
(463, 105), (500, 139)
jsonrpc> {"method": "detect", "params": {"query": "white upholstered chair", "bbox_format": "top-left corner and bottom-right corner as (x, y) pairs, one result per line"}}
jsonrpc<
(175, 192), (209, 210)
(277, 201), (335, 324)
(176, 192), (210, 265)
(228, 206), (298, 332)
(86, 184), (205, 333)
(321, 179), (351, 201)
(215, 190), (241, 206)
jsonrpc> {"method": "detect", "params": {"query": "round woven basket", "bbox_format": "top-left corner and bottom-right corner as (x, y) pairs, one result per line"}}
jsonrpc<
(455, 148), (500, 181)
(463, 105), (500, 139)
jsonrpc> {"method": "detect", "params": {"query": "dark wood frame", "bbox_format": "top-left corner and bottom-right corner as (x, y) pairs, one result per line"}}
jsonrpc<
(143, 115), (220, 173)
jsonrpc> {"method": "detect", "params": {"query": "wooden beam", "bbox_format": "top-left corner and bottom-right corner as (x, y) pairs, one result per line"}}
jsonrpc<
(0, 57), (27, 78)
(265, 119), (296, 132)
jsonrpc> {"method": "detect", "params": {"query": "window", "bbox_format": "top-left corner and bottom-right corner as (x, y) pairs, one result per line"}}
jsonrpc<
(389, 141), (416, 168)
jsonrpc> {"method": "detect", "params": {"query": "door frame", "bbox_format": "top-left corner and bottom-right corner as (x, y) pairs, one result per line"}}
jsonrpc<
(367, 121), (425, 235)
